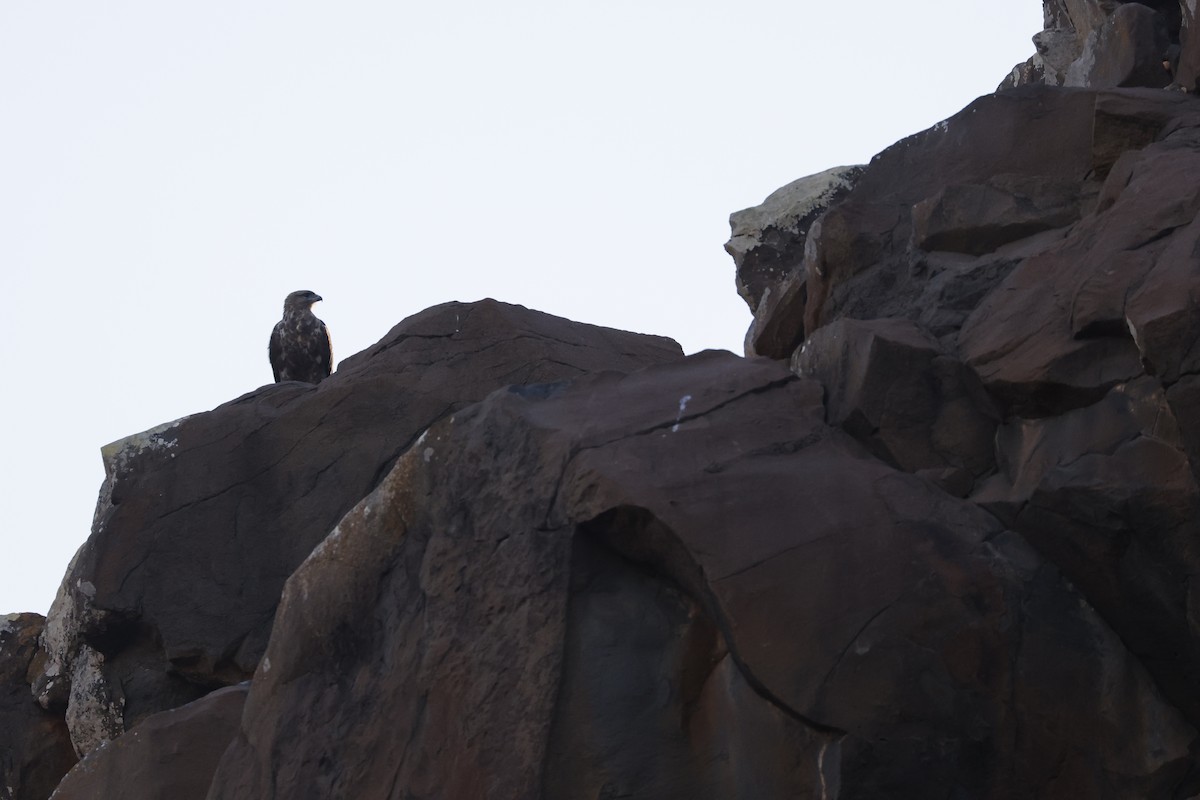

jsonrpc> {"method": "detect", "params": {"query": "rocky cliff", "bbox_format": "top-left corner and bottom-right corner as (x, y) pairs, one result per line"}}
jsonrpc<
(8, 1), (1200, 798)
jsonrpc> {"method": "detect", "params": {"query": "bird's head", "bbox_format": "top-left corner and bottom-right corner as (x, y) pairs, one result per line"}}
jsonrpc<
(283, 290), (323, 313)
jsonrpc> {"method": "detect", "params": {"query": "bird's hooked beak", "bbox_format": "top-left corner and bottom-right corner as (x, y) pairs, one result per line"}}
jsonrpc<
(312, 294), (323, 304)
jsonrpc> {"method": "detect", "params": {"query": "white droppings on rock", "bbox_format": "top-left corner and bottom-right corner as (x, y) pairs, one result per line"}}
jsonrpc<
(77, 580), (96, 600)
(671, 394), (693, 433)
(1125, 315), (1144, 354)
(262, 656), (272, 674)
(423, 447), (435, 462)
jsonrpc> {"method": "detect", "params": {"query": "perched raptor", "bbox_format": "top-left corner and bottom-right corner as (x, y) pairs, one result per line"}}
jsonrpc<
(269, 290), (333, 384)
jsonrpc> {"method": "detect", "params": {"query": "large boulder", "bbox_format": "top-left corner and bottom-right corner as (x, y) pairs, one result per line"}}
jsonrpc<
(742, 265), (809, 359)
(1003, 0), (1180, 89)
(18, 5), (1200, 796)
(792, 317), (999, 489)
(910, 175), (1083, 255)
(31, 299), (683, 756)
(710, 46), (1200, 795)
(50, 685), (246, 800)
(800, 86), (1099, 345)
(739, 86), (1200, 420)
(959, 94), (1200, 417)
(725, 166), (862, 315)
(207, 352), (1196, 799)
(1179, 0), (1200, 90)
(1065, 2), (1173, 88)
(974, 378), (1200, 723)
(0, 614), (75, 800)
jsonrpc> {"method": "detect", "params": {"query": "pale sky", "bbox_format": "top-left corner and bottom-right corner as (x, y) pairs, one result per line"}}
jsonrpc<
(0, 1), (1042, 615)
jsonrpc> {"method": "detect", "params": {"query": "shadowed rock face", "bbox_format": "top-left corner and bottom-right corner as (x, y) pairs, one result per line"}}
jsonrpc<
(205, 352), (1196, 799)
(793, 317), (1001, 486)
(729, 79), (1200, 785)
(726, 165), (863, 318)
(19, 269), (1200, 798)
(1070, 3), (1173, 89)
(29, 299), (683, 757)
(51, 684), (246, 800)
(0, 614), (76, 800)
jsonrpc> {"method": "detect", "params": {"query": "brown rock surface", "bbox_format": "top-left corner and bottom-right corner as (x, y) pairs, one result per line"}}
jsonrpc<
(1067, 3), (1173, 88)
(31, 299), (683, 756)
(206, 353), (1196, 799)
(744, 85), (1200, 421)
(1180, 0), (1200, 90)
(975, 378), (1200, 723)
(792, 317), (999, 484)
(17, 6), (1200, 798)
(725, 165), (862, 315)
(1004, 0), (1181, 89)
(0, 614), (75, 800)
(50, 684), (246, 800)
(743, 267), (808, 359)
(959, 93), (1200, 417)
(911, 175), (1082, 255)
(798, 86), (1098, 343)
(714, 39), (1200, 794)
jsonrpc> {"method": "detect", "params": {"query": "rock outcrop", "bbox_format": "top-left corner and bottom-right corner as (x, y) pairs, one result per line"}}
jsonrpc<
(30, 300), (682, 760)
(726, 166), (863, 315)
(0, 614), (75, 800)
(1003, 0), (1188, 91)
(792, 317), (1000, 489)
(202, 351), (1195, 799)
(9, 4), (1200, 798)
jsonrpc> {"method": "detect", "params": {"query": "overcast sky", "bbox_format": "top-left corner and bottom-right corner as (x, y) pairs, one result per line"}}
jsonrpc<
(0, 1), (1042, 615)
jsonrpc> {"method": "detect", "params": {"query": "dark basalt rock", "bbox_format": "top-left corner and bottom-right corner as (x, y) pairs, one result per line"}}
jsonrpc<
(31, 299), (683, 757)
(726, 166), (862, 315)
(796, 86), (1098, 346)
(744, 84), (1200, 424)
(0, 614), (76, 800)
(1180, 0), (1200, 91)
(911, 175), (1082, 255)
(1067, 2), (1173, 89)
(1003, 0), (1180, 90)
(974, 377), (1200, 723)
(959, 95), (1200, 417)
(743, 267), (808, 359)
(792, 317), (999, 484)
(51, 684), (246, 800)
(206, 352), (1196, 799)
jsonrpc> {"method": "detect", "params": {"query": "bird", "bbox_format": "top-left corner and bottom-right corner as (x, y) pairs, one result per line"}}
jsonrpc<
(269, 290), (333, 384)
